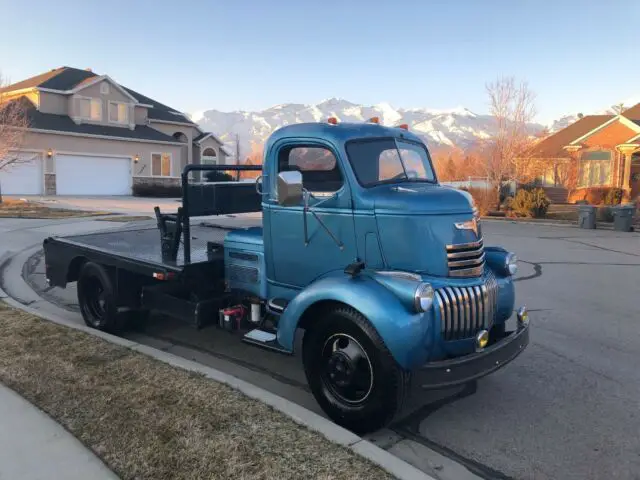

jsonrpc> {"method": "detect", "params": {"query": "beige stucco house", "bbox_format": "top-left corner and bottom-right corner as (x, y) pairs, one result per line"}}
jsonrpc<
(0, 66), (230, 196)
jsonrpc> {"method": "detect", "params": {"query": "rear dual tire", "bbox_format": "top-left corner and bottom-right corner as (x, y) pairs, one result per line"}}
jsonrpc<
(302, 306), (408, 434)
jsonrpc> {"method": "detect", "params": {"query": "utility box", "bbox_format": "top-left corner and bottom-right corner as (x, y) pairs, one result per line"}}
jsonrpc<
(613, 205), (635, 232)
(578, 205), (596, 229)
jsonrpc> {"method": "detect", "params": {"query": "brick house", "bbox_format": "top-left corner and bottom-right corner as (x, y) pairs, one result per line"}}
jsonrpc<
(0, 66), (230, 196)
(529, 103), (640, 202)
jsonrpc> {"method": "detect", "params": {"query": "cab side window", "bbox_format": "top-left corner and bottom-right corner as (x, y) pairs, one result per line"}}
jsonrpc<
(278, 146), (343, 193)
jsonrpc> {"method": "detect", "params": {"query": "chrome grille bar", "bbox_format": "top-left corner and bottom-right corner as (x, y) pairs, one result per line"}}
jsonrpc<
(446, 239), (485, 278)
(435, 274), (500, 341)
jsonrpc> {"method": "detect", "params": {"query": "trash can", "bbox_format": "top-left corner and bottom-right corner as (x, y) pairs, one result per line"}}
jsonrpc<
(578, 205), (596, 229)
(613, 205), (635, 232)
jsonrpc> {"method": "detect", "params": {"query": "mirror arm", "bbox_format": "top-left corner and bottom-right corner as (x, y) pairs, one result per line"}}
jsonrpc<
(302, 189), (343, 250)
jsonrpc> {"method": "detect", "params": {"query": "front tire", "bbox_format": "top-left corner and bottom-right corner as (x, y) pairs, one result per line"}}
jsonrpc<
(77, 262), (123, 333)
(302, 305), (408, 434)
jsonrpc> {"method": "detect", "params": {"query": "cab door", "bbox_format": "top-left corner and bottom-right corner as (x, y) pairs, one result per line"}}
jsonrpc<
(264, 140), (357, 289)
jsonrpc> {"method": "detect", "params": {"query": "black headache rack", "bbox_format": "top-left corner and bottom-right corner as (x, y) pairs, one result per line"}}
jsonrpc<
(156, 164), (263, 264)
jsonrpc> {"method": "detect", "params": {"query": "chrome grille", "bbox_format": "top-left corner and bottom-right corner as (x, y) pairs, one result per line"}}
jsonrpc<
(435, 272), (499, 340)
(446, 239), (485, 278)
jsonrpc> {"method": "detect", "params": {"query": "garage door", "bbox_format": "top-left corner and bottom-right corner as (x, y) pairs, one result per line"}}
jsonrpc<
(0, 152), (43, 195)
(56, 154), (131, 195)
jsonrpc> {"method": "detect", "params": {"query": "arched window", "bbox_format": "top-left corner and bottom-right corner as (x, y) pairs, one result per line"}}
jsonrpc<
(578, 150), (612, 187)
(173, 132), (188, 143)
(202, 148), (218, 165)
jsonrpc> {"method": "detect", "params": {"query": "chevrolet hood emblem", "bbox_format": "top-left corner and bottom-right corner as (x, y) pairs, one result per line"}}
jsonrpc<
(454, 218), (480, 236)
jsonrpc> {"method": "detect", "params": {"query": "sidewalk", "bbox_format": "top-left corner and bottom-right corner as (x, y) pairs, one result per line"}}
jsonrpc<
(0, 383), (117, 480)
(0, 218), (123, 480)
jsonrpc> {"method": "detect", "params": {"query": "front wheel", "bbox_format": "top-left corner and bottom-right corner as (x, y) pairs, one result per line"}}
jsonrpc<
(302, 306), (408, 434)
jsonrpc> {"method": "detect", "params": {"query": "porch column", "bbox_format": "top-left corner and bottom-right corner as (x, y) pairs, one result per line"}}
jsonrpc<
(616, 145), (639, 201)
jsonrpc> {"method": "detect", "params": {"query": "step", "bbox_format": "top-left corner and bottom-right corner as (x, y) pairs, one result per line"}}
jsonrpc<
(242, 329), (292, 355)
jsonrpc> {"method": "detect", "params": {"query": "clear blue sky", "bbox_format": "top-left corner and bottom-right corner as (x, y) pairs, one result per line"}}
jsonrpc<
(1, 0), (638, 123)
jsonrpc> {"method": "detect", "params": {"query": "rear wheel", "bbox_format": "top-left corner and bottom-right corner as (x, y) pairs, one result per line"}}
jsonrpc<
(77, 262), (123, 333)
(302, 305), (408, 434)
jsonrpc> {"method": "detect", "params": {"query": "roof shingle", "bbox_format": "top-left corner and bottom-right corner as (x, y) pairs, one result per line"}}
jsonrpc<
(1, 66), (196, 126)
(11, 97), (181, 144)
(621, 103), (640, 121)
(529, 115), (614, 158)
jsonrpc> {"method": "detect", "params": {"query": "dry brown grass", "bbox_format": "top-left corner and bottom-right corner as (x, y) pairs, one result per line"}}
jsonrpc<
(0, 303), (392, 480)
(0, 199), (110, 219)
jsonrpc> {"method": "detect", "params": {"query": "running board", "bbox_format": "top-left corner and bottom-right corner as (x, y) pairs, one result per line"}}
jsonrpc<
(242, 329), (292, 356)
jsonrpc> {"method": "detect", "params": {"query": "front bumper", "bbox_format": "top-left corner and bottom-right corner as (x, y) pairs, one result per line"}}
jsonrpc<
(414, 321), (530, 389)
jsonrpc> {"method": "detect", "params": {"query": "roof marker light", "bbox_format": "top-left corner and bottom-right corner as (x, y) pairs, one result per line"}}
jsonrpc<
(367, 117), (380, 124)
(398, 124), (409, 130)
(327, 117), (338, 125)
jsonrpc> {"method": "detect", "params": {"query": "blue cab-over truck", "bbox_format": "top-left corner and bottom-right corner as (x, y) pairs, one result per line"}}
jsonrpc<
(43, 118), (529, 434)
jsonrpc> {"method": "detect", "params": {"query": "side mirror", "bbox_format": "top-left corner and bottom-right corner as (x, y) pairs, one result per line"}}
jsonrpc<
(276, 171), (303, 206)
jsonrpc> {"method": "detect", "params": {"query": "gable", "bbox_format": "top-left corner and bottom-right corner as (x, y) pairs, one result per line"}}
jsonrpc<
(71, 76), (138, 103)
(76, 79), (132, 103)
(579, 119), (640, 148)
(199, 136), (222, 151)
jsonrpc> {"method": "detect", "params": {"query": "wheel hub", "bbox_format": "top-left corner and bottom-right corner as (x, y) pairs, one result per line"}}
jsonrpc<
(327, 352), (355, 387)
(321, 333), (374, 404)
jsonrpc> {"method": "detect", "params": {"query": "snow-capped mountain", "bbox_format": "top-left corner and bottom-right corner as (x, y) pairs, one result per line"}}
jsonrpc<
(190, 96), (637, 161)
(548, 95), (640, 132)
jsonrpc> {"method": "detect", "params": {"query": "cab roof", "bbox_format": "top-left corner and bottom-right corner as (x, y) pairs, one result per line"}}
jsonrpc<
(265, 122), (426, 150)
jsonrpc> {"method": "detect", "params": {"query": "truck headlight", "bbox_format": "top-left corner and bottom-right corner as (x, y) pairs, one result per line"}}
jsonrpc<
(414, 282), (435, 312)
(505, 252), (518, 275)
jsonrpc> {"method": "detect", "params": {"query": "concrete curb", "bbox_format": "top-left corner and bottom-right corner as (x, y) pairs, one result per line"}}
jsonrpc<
(0, 251), (434, 480)
(480, 216), (638, 231)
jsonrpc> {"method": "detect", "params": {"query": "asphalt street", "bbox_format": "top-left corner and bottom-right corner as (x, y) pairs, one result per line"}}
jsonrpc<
(3, 213), (640, 480)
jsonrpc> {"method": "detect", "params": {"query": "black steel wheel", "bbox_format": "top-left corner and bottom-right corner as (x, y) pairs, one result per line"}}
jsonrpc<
(77, 262), (122, 333)
(302, 305), (408, 434)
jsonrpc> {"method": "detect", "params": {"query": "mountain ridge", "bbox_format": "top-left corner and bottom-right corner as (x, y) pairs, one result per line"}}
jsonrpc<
(190, 96), (639, 160)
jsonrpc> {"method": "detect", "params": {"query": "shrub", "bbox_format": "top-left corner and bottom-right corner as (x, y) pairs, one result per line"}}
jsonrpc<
(132, 183), (182, 198)
(509, 188), (550, 218)
(205, 170), (235, 182)
(459, 186), (496, 216)
(598, 206), (615, 223)
(499, 183), (514, 204)
(569, 187), (623, 205)
(603, 188), (624, 206)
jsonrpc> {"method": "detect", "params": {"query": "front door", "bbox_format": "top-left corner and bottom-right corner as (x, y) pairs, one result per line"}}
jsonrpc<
(265, 141), (357, 289)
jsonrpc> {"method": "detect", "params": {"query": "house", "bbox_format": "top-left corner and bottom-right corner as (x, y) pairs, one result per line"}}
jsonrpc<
(0, 66), (230, 196)
(529, 103), (640, 203)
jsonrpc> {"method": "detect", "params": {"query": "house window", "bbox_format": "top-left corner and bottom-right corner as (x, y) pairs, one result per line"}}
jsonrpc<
(100, 83), (110, 95)
(108, 101), (129, 124)
(577, 150), (612, 187)
(201, 148), (218, 164)
(78, 97), (102, 121)
(151, 153), (171, 177)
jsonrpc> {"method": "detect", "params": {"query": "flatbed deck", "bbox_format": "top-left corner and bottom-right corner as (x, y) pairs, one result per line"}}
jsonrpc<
(58, 223), (235, 269)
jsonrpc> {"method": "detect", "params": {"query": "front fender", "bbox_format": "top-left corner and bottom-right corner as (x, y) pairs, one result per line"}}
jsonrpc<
(276, 273), (434, 370)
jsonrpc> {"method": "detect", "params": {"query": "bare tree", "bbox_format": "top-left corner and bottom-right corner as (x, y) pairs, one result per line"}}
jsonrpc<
(234, 133), (241, 180)
(0, 72), (30, 202)
(481, 76), (537, 207)
(611, 103), (625, 115)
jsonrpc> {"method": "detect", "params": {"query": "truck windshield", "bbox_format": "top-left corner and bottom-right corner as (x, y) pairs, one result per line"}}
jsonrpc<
(345, 138), (437, 187)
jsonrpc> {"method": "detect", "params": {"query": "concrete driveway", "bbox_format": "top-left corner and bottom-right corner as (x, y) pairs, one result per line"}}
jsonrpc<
(3, 216), (640, 479)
